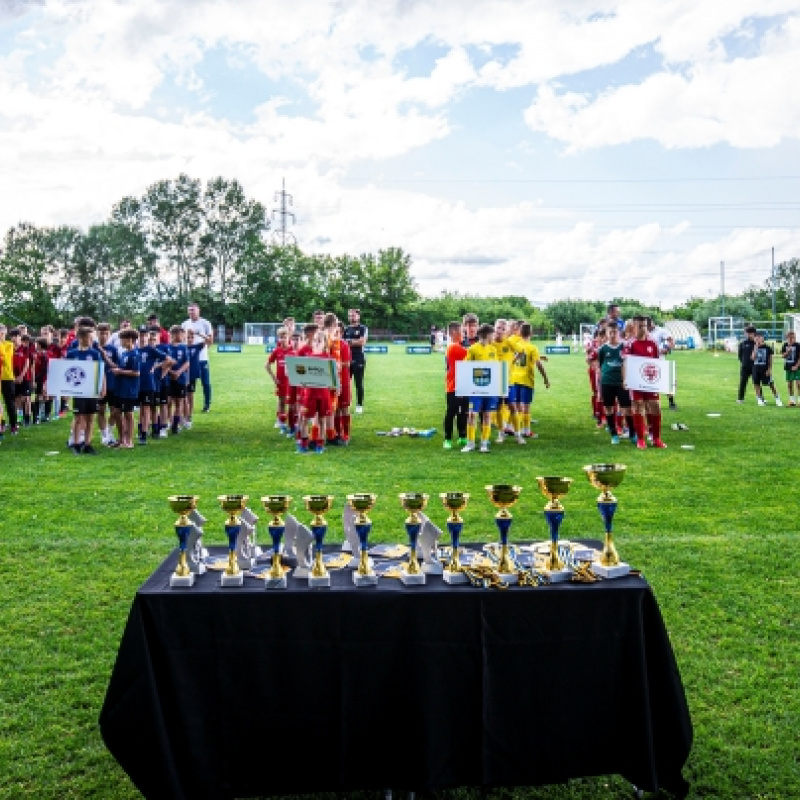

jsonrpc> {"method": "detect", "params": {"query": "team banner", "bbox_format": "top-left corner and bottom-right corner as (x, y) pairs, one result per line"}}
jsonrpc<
(46, 358), (105, 398)
(455, 361), (509, 398)
(624, 356), (676, 394)
(285, 356), (340, 390)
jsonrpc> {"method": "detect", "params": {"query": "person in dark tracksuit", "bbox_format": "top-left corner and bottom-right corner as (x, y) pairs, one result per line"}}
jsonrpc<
(344, 309), (367, 413)
(737, 326), (757, 403)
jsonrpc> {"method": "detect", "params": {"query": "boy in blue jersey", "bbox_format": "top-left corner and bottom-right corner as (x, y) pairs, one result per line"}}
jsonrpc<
(96, 323), (120, 446)
(136, 328), (172, 445)
(184, 328), (208, 428)
(65, 325), (105, 455)
(110, 329), (141, 448)
(166, 325), (190, 434)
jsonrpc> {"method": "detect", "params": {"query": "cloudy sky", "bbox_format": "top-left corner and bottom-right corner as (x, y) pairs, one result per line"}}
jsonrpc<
(2, 0), (800, 307)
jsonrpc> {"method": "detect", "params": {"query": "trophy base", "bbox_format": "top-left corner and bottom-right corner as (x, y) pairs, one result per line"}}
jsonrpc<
(498, 572), (518, 586)
(237, 557), (257, 571)
(347, 555), (374, 570)
(422, 561), (444, 575)
(293, 566), (310, 579)
(189, 562), (207, 576)
(308, 574), (331, 588)
(220, 572), (244, 587)
(169, 573), (195, 588)
(352, 572), (378, 587)
(592, 561), (631, 579)
(541, 567), (572, 583)
(572, 547), (595, 562)
(443, 569), (469, 585)
(400, 571), (426, 586)
(264, 575), (288, 590)
(342, 540), (353, 553)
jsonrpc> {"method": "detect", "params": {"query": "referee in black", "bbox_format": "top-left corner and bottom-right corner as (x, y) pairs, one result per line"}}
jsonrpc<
(737, 325), (757, 403)
(344, 308), (368, 413)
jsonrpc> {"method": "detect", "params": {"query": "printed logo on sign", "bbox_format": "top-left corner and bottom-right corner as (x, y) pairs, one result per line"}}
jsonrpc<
(296, 365), (306, 374)
(640, 362), (661, 384)
(65, 366), (87, 387)
(473, 368), (491, 387)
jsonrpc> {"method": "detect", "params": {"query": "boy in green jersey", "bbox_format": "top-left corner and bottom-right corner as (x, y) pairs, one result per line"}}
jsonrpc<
(597, 325), (633, 445)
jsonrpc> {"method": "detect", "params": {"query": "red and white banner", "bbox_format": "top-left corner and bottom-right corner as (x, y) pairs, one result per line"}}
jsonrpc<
(624, 356), (676, 394)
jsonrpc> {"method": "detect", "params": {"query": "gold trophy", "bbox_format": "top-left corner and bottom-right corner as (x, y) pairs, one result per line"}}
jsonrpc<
(398, 493), (428, 585)
(536, 477), (573, 583)
(168, 495), (199, 588)
(583, 464), (630, 578)
(304, 495), (335, 588)
(346, 493), (378, 587)
(261, 495), (292, 589)
(485, 484), (522, 584)
(217, 494), (248, 587)
(439, 492), (470, 584)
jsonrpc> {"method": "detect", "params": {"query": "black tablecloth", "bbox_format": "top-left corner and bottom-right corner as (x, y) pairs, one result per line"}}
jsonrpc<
(99, 543), (692, 799)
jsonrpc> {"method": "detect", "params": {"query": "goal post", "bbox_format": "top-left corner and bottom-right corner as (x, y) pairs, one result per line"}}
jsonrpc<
(243, 322), (282, 345)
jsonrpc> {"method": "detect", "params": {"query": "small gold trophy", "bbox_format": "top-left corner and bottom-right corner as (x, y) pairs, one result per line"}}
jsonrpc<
(485, 484), (522, 584)
(398, 493), (428, 585)
(217, 495), (248, 587)
(261, 495), (292, 590)
(440, 492), (470, 585)
(346, 493), (378, 587)
(304, 495), (335, 588)
(168, 495), (199, 588)
(583, 464), (630, 578)
(536, 476), (573, 583)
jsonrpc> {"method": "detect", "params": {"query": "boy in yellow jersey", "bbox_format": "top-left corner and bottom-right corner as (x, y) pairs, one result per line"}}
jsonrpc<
(462, 324), (498, 453)
(492, 319), (520, 441)
(0, 324), (14, 436)
(510, 322), (549, 439)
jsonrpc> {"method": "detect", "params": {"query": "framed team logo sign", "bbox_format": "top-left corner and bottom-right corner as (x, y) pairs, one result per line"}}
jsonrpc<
(624, 356), (676, 394)
(47, 358), (105, 397)
(455, 361), (509, 397)
(285, 356), (340, 390)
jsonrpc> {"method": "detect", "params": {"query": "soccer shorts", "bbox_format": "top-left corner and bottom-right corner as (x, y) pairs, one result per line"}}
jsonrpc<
(302, 389), (333, 418)
(159, 385), (169, 405)
(752, 369), (773, 387)
(14, 380), (31, 397)
(785, 369), (800, 381)
(629, 390), (659, 403)
(169, 383), (187, 399)
(276, 379), (291, 400)
(117, 398), (137, 413)
(138, 390), (155, 407)
(601, 384), (631, 409)
(469, 396), (498, 413)
(187, 379), (196, 394)
(510, 384), (534, 405)
(73, 397), (98, 415)
(102, 390), (117, 409)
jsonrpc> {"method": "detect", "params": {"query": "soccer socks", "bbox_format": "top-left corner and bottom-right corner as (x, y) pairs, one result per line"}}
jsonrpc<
(634, 413), (647, 442)
(481, 422), (491, 443)
(466, 421), (476, 443)
(647, 413), (662, 442)
(607, 416), (618, 437)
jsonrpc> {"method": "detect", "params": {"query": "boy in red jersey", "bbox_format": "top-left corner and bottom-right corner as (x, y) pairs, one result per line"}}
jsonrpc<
(323, 313), (341, 447)
(298, 330), (334, 454)
(623, 315), (666, 449)
(266, 326), (292, 432)
(335, 322), (352, 445)
(443, 321), (468, 450)
(32, 337), (50, 424)
(12, 330), (33, 428)
(586, 324), (606, 428)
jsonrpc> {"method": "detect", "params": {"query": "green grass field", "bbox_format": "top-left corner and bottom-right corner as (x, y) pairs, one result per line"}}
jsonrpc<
(1, 344), (798, 800)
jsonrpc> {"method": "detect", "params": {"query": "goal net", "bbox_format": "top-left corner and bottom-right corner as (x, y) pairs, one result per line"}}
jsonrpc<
(243, 322), (282, 345)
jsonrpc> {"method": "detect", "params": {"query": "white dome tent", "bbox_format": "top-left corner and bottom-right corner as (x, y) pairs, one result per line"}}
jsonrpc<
(664, 320), (704, 350)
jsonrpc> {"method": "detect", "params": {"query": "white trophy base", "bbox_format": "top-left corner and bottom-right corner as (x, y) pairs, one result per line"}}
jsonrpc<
(190, 562), (207, 576)
(422, 561), (443, 575)
(592, 561), (631, 579)
(347, 555), (374, 570)
(169, 573), (195, 588)
(308, 573), (331, 588)
(293, 566), (310, 579)
(352, 571), (378, 587)
(541, 567), (572, 583)
(498, 572), (518, 586)
(264, 575), (287, 590)
(220, 571), (244, 587)
(237, 557), (257, 571)
(400, 571), (426, 586)
(572, 547), (595, 562)
(443, 569), (469, 585)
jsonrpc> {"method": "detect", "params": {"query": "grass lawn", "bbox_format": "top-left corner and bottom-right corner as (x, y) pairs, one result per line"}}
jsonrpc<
(0, 343), (798, 800)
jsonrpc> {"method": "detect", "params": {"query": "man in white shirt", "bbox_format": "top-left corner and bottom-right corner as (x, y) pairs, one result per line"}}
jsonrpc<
(181, 302), (214, 412)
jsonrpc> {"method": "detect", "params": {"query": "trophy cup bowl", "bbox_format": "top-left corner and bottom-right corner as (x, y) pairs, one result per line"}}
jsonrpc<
(303, 495), (335, 588)
(439, 492), (470, 584)
(583, 464), (630, 577)
(261, 495), (292, 589)
(399, 493), (428, 585)
(217, 494), (248, 587)
(485, 484), (522, 584)
(168, 495), (199, 588)
(536, 477), (573, 580)
(346, 493), (378, 587)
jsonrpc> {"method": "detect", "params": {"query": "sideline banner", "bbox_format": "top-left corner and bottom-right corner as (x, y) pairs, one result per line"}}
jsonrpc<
(46, 358), (104, 398)
(285, 356), (340, 390)
(624, 356), (676, 394)
(455, 361), (509, 397)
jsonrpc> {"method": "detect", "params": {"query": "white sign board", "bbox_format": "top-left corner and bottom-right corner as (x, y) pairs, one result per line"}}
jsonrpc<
(455, 361), (509, 397)
(46, 358), (105, 398)
(285, 356), (340, 390)
(624, 355), (676, 394)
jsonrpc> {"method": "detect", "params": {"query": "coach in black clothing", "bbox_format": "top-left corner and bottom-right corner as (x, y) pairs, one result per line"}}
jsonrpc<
(344, 308), (368, 413)
(737, 325), (757, 402)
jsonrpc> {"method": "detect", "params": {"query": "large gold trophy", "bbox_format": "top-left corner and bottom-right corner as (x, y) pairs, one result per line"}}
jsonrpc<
(346, 493), (378, 587)
(398, 493), (428, 585)
(218, 495), (248, 587)
(440, 492), (470, 584)
(261, 495), (292, 589)
(304, 495), (335, 588)
(583, 464), (630, 578)
(168, 495), (199, 588)
(485, 484), (522, 584)
(536, 476), (573, 583)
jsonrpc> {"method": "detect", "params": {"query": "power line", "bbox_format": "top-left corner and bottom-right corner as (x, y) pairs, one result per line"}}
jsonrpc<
(272, 178), (296, 246)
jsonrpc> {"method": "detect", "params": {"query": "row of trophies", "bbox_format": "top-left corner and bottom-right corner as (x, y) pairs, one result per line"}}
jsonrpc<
(167, 463), (629, 590)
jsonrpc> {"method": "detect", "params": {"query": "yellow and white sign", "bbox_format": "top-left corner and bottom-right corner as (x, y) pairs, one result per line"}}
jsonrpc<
(455, 361), (509, 397)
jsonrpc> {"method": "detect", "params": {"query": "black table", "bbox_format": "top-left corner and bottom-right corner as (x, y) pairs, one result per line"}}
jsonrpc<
(100, 544), (692, 799)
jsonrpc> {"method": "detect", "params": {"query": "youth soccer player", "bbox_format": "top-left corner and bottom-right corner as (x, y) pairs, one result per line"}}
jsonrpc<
(96, 323), (119, 445)
(586, 324), (606, 428)
(64, 325), (105, 454)
(462, 324), (498, 453)
(597, 324), (633, 445)
(298, 330), (334, 454)
(32, 337), (50, 425)
(12, 330), (33, 428)
(443, 321), (468, 450)
(780, 330), (800, 405)
(510, 323), (549, 441)
(0, 325), (15, 434)
(492, 319), (521, 440)
(752, 331), (782, 406)
(623, 315), (666, 449)
(266, 326), (292, 432)
(135, 330), (172, 445)
(110, 330), (141, 448)
(167, 325), (190, 433)
(335, 322), (352, 445)
(461, 313), (479, 347)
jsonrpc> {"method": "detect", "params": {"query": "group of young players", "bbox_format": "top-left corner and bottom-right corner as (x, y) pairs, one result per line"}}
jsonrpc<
(0, 316), (209, 453)
(443, 314), (550, 453)
(264, 309), (367, 454)
(737, 325), (800, 407)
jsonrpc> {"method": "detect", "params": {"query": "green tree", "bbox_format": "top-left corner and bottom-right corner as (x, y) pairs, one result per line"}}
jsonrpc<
(768, 257), (800, 311)
(544, 300), (603, 334)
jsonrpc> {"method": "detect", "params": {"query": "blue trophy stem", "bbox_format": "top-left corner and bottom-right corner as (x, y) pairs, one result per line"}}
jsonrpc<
(405, 522), (422, 551)
(175, 523), (191, 552)
(544, 510), (565, 544)
(355, 522), (372, 552)
(446, 521), (463, 551)
(598, 501), (617, 534)
(311, 524), (327, 554)
(268, 525), (284, 556)
(495, 516), (512, 546)
(224, 524), (239, 552)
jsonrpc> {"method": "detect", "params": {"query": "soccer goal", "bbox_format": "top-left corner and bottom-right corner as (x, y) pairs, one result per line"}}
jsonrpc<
(243, 322), (282, 345)
(784, 313), (800, 336)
